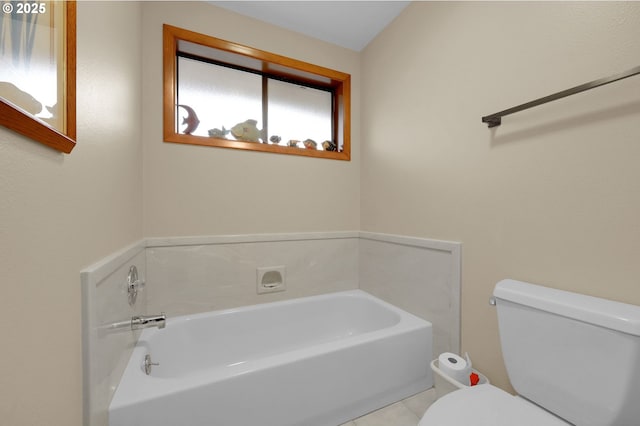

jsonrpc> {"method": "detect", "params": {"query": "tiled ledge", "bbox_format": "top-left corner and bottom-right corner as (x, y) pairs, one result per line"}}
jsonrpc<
(145, 230), (460, 250)
(359, 231), (460, 252)
(145, 231), (360, 247)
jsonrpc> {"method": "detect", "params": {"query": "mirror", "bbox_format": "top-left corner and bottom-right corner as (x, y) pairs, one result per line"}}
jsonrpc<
(0, 0), (76, 153)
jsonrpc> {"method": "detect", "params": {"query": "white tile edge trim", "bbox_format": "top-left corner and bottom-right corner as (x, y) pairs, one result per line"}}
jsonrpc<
(358, 231), (461, 252)
(80, 239), (146, 288)
(111, 231), (459, 252)
(358, 231), (462, 354)
(450, 243), (462, 354)
(145, 231), (360, 247)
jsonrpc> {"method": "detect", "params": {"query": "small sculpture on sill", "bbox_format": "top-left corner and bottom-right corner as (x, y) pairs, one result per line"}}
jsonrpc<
(322, 140), (337, 152)
(178, 104), (200, 135)
(270, 135), (282, 145)
(303, 139), (317, 150)
(230, 119), (262, 142)
(208, 126), (229, 139)
(288, 139), (300, 148)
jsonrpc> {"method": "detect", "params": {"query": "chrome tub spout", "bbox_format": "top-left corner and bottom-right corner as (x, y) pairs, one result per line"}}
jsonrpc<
(105, 313), (167, 332)
(131, 314), (166, 330)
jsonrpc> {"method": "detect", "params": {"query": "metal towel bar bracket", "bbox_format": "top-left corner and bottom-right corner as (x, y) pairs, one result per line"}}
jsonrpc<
(482, 65), (640, 128)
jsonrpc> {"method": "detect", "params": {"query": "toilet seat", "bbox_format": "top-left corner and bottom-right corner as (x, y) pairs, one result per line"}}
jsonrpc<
(418, 385), (569, 426)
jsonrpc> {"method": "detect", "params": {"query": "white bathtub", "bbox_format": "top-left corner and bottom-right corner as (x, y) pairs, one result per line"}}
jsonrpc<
(109, 290), (433, 426)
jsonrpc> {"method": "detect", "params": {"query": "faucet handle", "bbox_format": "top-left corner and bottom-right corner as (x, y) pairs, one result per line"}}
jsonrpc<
(129, 278), (146, 291)
(127, 265), (145, 305)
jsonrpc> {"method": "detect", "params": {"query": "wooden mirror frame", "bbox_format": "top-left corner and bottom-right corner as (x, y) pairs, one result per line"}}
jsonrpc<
(0, 1), (76, 153)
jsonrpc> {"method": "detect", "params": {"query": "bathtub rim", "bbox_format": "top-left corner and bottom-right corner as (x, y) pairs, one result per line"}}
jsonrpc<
(151, 288), (417, 328)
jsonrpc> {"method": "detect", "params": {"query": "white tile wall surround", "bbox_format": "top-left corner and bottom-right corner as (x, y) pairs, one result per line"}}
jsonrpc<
(358, 232), (461, 356)
(146, 234), (360, 316)
(80, 240), (146, 426)
(81, 231), (460, 426)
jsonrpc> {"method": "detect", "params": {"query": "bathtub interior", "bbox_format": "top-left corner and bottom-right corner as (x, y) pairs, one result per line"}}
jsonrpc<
(142, 291), (404, 378)
(109, 290), (433, 426)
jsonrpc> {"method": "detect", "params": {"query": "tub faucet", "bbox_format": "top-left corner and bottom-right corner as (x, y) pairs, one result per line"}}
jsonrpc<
(105, 313), (166, 332)
(131, 314), (166, 330)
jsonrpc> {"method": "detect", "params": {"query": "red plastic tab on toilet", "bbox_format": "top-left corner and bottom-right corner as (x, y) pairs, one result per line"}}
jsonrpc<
(470, 372), (480, 386)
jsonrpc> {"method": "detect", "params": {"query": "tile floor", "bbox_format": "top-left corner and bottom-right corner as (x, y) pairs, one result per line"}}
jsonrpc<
(339, 388), (436, 426)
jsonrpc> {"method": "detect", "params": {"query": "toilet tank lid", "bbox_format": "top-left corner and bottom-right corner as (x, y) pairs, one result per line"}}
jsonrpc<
(494, 279), (640, 336)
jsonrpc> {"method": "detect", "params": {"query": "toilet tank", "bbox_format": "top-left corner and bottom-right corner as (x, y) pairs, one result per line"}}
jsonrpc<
(494, 279), (640, 426)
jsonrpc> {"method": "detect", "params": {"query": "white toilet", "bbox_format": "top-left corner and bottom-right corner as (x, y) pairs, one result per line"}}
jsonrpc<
(420, 279), (640, 426)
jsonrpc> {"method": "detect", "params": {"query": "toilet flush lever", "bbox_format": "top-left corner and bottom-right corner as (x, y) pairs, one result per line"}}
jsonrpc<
(489, 297), (496, 306)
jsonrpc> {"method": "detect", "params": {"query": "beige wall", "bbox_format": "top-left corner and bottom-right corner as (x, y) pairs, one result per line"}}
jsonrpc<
(0, 2), (142, 425)
(361, 1), (640, 391)
(141, 2), (361, 237)
(4, 1), (640, 424)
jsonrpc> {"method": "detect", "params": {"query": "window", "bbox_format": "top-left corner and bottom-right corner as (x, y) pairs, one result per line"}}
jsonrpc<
(163, 24), (350, 160)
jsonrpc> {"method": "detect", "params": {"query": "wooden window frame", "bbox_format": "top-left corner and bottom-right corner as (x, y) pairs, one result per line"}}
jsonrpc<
(163, 24), (351, 161)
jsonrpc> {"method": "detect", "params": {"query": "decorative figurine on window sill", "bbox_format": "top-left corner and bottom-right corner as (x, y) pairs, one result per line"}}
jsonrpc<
(178, 104), (200, 135)
(322, 140), (337, 151)
(208, 126), (229, 138)
(270, 135), (282, 145)
(303, 139), (317, 150)
(230, 119), (262, 142)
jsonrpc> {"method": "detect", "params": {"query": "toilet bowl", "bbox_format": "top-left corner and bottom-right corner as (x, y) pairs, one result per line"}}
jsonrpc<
(418, 385), (567, 426)
(419, 279), (640, 426)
